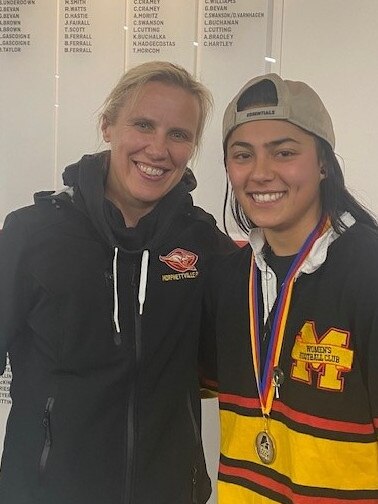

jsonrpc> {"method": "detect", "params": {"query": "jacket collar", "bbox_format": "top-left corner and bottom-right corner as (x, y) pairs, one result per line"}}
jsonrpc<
(248, 212), (356, 278)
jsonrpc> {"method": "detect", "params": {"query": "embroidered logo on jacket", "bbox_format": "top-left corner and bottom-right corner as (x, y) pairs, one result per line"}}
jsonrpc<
(159, 248), (199, 281)
(291, 321), (354, 392)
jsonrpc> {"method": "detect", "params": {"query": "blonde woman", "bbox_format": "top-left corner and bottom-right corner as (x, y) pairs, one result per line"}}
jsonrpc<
(0, 61), (234, 504)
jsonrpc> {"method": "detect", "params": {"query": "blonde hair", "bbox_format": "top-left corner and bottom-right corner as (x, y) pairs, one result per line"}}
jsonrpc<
(100, 61), (213, 154)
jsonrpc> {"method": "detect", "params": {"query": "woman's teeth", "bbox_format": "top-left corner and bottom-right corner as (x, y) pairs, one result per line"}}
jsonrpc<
(138, 163), (164, 177)
(252, 192), (284, 203)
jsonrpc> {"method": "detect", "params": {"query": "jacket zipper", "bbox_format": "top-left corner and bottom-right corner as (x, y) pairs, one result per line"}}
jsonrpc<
(123, 262), (142, 504)
(187, 392), (201, 504)
(39, 396), (55, 477)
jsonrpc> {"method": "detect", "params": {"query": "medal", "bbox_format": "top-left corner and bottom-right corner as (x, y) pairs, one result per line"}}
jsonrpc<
(255, 430), (275, 465)
(249, 217), (330, 463)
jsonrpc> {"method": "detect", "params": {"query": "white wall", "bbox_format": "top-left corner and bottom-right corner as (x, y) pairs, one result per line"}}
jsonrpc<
(2, 2), (378, 503)
(277, 0), (378, 215)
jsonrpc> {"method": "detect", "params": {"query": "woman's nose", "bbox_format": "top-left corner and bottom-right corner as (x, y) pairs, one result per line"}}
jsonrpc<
(249, 155), (274, 182)
(145, 133), (168, 160)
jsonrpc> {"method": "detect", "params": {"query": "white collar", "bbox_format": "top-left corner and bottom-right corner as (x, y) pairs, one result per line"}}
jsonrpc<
(248, 212), (355, 278)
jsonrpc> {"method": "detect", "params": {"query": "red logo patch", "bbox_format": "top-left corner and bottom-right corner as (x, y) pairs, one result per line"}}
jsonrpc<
(159, 248), (198, 273)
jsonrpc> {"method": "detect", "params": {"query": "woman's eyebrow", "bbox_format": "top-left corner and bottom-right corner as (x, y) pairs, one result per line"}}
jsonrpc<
(265, 137), (301, 147)
(229, 141), (253, 149)
(229, 137), (300, 150)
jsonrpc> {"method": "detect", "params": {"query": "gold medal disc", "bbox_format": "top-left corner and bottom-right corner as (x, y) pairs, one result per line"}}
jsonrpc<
(255, 430), (275, 465)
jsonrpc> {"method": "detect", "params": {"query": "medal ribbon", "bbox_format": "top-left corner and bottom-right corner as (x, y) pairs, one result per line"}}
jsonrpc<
(249, 216), (330, 416)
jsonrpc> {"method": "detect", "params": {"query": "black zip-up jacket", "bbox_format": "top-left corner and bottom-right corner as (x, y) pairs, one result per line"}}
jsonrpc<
(0, 152), (235, 504)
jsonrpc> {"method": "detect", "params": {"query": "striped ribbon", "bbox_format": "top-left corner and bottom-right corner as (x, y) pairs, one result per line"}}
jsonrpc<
(248, 216), (330, 416)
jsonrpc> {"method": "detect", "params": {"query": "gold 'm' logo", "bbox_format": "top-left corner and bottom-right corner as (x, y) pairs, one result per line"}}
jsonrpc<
(291, 321), (354, 392)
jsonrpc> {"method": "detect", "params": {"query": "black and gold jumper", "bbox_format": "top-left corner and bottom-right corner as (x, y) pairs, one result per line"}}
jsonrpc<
(202, 214), (378, 503)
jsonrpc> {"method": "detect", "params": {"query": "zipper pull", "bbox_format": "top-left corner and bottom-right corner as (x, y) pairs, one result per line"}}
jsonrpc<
(192, 466), (198, 504)
(42, 397), (54, 446)
(39, 397), (55, 477)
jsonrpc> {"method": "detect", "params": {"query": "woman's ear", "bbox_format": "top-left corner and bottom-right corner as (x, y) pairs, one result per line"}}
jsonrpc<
(320, 166), (327, 180)
(101, 117), (111, 143)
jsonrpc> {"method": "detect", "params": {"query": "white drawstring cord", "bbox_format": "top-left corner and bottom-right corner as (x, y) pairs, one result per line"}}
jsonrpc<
(138, 250), (149, 315)
(112, 247), (121, 333)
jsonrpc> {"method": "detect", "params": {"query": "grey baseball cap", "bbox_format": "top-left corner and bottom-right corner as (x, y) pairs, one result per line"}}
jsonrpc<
(223, 73), (335, 149)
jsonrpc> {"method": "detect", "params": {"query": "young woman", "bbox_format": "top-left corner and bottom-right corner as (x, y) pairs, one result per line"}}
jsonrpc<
(0, 61), (235, 504)
(202, 73), (378, 503)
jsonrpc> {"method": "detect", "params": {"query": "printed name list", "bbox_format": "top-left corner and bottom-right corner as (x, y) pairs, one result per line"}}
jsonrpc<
(202, 0), (264, 48)
(132, 0), (175, 54)
(64, 0), (92, 54)
(0, 0), (35, 53)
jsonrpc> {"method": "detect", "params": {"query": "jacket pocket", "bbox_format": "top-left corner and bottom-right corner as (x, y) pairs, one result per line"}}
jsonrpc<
(187, 392), (201, 504)
(39, 396), (55, 478)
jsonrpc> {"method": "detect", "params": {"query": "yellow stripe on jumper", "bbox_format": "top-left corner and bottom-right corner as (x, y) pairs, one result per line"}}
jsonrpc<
(220, 409), (378, 491)
(218, 479), (280, 504)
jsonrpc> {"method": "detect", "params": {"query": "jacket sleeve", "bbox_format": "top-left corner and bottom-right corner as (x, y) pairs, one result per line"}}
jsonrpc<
(199, 258), (223, 397)
(365, 305), (378, 439)
(353, 260), (378, 439)
(199, 226), (237, 396)
(369, 325), (378, 439)
(0, 212), (30, 374)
